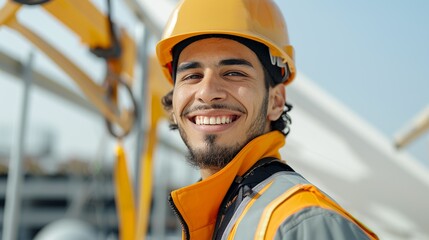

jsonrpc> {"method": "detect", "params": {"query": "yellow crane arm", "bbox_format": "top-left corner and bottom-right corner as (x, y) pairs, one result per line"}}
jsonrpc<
(0, 0), (137, 134)
(42, 0), (111, 49)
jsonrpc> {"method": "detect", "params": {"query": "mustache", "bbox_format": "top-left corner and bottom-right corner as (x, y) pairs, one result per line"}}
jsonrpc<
(182, 103), (245, 116)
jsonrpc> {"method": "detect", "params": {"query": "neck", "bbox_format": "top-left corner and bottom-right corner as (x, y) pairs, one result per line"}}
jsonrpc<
(200, 168), (220, 179)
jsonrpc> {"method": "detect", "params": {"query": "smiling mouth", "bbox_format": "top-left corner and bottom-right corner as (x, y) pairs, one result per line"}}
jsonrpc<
(192, 115), (239, 125)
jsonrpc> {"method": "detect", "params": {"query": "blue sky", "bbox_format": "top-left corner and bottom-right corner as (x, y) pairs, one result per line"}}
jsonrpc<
(276, 1), (429, 165)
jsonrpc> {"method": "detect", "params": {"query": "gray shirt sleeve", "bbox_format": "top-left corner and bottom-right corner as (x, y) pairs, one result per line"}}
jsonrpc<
(274, 206), (371, 240)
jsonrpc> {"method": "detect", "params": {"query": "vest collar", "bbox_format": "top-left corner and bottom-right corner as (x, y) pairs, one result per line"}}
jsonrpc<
(170, 131), (285, 239)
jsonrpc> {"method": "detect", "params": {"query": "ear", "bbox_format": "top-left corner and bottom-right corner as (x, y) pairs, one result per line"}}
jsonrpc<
(267, 84), (286, 121)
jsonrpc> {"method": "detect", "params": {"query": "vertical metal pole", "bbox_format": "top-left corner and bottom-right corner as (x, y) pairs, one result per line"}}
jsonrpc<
(153, 149), (169, 239)
(2, 51), (34, 240)
(134, 24), (150, 202)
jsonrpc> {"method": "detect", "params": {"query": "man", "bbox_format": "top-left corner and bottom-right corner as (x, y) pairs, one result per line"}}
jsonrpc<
(156, 0), (378, 239)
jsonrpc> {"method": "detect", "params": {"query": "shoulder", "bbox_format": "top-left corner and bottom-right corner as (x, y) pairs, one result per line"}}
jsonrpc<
(275, 206), (373, 240)
(252, 173), (377, 240)
(232, 171), (378, 239)
(257, 181), (378, 240)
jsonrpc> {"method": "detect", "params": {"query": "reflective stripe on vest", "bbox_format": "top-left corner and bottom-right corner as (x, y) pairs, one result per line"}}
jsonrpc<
(222, 171), (309, 239)
(223, 172), (378, 240)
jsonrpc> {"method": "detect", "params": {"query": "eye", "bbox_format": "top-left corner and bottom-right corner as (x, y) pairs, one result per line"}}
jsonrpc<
(179, 73), (203, 82)
(224, 71), (246, 77)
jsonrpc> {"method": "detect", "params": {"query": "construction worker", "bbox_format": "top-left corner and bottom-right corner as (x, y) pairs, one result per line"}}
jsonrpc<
(156, 0), (378, 239)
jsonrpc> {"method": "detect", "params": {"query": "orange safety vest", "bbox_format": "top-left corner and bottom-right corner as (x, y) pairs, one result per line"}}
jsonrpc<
(169, 131), (378, 239)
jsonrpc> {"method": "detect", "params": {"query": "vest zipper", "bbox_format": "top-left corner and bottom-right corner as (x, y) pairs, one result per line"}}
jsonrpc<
(168, 194), (190, 240)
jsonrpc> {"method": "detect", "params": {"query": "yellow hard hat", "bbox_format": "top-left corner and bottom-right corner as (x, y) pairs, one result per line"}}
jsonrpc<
(156, 0), (296, 85)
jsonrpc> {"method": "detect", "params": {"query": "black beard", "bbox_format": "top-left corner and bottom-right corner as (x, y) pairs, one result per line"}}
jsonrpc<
(179, 92), (269, 170)
(185, 134), (242, 169)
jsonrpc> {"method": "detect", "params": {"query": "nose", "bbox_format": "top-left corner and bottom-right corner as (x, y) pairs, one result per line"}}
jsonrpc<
(195, 72), (227, 103)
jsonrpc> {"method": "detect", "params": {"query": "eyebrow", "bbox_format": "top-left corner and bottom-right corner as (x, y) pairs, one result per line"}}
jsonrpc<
(177, 62), (201, 74)
(219, 58), (254, 68)
(176, 58), (254, 74)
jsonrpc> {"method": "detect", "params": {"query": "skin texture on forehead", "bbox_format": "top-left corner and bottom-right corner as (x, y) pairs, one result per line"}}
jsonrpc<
(171, 38), (285, 178)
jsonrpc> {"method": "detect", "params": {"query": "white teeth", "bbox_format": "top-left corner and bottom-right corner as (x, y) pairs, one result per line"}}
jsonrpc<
(216, 117), (221, 124)
(195, 116), (234, 125)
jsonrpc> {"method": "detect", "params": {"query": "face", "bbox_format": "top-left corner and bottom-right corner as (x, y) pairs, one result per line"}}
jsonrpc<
(172, 38), (283, 170)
